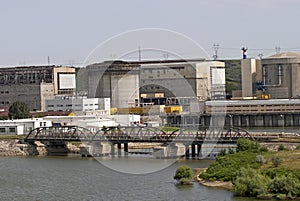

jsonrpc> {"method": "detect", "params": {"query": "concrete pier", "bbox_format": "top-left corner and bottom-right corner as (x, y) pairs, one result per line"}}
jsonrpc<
(153, 143), (186, 158)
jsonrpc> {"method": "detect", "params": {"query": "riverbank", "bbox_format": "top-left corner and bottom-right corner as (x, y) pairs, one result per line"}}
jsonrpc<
(198, 139), (300, 200)
(195, 168), (233, 190)
(0, 139), (81, 156)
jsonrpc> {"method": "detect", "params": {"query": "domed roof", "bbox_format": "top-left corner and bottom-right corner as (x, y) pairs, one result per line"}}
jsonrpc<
(268, 52), (300, 58)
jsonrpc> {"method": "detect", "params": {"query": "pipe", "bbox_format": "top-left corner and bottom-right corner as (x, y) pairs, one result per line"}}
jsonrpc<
(263, 64), (282, 87)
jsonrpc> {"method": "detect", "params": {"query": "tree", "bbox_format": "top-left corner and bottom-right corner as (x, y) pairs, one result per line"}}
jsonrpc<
(269, 174), (300, 196)
(233, 167), (270, 197)
(8, 101), (30, 119)
(174, 165), (193, 184)
(236, 138), (260, 152)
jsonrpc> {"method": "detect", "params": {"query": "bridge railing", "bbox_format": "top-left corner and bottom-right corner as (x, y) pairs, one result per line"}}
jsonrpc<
(24, 125), (253, 143)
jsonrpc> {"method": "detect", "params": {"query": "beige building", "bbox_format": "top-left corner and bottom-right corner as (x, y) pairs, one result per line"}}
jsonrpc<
(0, 65), (76, 111)
(86, 61), (140, 108)
(140, 60), (226, 100)
(241, 52), (300, 99)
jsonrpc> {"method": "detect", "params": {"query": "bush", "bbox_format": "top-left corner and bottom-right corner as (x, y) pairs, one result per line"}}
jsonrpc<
(278, 144), (288, 151)
(269, 174), (300, 196)
(228, 148), (235, 154)
(296, 144), (300, 150)
(259, 146), (269, 153)
(200, 151), (260, 182)
(255, 155), (266, 164)
(272, 156), (283, 167)
(174, 165), (193, 184)
(233, 167), (270, 197)
(219, 149), (227, 156)
(236, 138), (260, 153)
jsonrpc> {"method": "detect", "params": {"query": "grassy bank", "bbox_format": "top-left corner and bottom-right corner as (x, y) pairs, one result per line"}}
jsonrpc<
(199, 139), (300, 200)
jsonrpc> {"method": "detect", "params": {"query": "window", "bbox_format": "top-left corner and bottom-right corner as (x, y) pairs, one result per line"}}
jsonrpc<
(47, 105), (54, 107)
(0, 128), (5, 133)
(66, 104), (73, 107)
(9, 127), (16, 133)
(40, 122), (43, 127)
(43, 122), (46, 127)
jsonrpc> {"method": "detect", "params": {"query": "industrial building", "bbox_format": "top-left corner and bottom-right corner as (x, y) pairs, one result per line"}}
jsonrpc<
(140, 59), (226, 100)
(241, 52), (300, 99)
(86, 61), (140, 108)
(0, 65), (76, 111)
(86, 59), (225, 108)
(45, 96), (110, 115)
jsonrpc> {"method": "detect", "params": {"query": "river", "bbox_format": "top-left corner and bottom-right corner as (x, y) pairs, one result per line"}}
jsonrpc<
(0, 154), (264, 201)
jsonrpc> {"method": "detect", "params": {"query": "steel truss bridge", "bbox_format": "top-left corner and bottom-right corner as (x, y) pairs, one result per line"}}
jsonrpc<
(24, 126), (253, 144)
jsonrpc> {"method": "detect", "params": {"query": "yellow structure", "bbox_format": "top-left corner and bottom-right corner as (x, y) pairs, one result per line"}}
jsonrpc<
(164, 106), (182, 114)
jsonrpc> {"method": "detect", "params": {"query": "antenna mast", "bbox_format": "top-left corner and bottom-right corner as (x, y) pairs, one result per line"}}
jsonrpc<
(138, 46), (141, 62)
(213, 43), (219, 60)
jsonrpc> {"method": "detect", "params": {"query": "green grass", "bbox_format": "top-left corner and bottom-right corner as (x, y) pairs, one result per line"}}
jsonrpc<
(0, 135), (26, 140)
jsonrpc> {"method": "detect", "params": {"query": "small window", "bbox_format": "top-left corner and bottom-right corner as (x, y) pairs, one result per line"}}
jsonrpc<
(9, 127), (16, 133)
(0, 128), (5, 133)
(40, 122), (43, 127)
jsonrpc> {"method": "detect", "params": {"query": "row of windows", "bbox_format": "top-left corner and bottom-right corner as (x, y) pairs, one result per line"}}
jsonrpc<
(0, 91), (9, 94)
(0, 127), (16, 133)
(0, 101), (9, 105)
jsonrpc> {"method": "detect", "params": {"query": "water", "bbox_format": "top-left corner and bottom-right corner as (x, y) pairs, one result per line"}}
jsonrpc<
(0, 155), (258, 201)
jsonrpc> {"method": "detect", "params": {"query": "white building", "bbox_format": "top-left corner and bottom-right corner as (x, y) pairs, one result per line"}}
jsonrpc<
(43, 115), (116, 132)
(0, 118), (52, 135)
(113, 114), (141, 126)
(46, 96), (110, 115)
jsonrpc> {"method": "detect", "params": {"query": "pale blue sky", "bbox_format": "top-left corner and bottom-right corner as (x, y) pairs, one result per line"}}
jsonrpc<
(0, 0), (299, 66)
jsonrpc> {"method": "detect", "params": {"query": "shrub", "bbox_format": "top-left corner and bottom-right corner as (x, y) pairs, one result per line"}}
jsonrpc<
(233, 167), (270, 197)
(295, 144), (300, 150)
(269, 174), (300, 196)
(278, 144), (287, 151)
(255, 155), (266, 164)
(228, 148), (235, 154)
(174, 165), (193, 184)
(236, 138), (260, 153)
(272, 156), (283, 167)
(219, 149), (227, 156)
(200, 151), (260, 182)
(259, 146), (269, 153)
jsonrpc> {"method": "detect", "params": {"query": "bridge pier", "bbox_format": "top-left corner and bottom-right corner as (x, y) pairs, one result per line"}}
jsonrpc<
(153, 143), (185, 158)
(197, 144), (202, 157)
(124, 143), (128, 156)
(185, 145), (189, 158)
(117, 143), (122, 156)
(191, 144), (196, 158)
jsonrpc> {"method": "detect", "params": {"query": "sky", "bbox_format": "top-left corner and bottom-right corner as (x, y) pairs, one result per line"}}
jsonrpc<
(0, 0), (300, 66)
